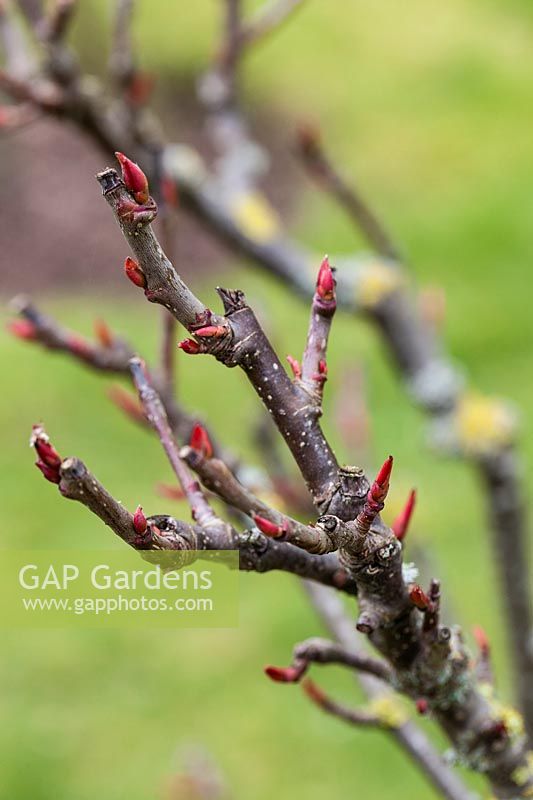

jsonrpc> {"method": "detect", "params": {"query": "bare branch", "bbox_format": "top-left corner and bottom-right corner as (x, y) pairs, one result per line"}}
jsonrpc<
(304, 582), (479, 800)
(265, 636), (393, 683)
(239, 0), (306, 50)
(0, 0), (36, 78)
(109, 0), (135, 88)
(302, 678), (381, 728)
(39, 0), (77, 47)
(180, 445), (335, 555)
(296, 124), (402, 263)
(298, 256), (335, 406)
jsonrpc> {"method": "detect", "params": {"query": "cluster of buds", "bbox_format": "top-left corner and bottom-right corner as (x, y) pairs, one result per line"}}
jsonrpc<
(31, 425), (62, 484)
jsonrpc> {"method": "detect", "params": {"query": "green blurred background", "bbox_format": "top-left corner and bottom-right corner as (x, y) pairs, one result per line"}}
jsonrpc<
(2, 0), (533, 797)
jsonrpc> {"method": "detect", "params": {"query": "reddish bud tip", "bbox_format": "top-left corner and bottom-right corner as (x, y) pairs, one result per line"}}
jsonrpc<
(124, 257), (147, 289)
(67, 335), (94, 359)
(296, 121), (322, 156)
(94, 318), (114, 348)
(8, 319), (37, 341)
(473, 626), (490, 656)
(302, 678), (327, 707)
(133, 505), (148, 534)
(35, 460), (61, 484)
(416, 698), (429, 715)
(34, 439), (61, 469)
(253, 514), (284, 538)
(126, 73), (155, 107)
(178, 339), (203, 355)
(115, 152), (149, 204)
(107, 386), (146, 424)
(286, 355), (302, 379)
(156, 483), (186, 501)
(376, 455), (394, 489)
(193, 325), (227, 339)
(189, 423), (213, 460)
(410, 584), (430, 610)
(31, 425), (62, 473)
(264, 665), (302, 683)
(392, 489), (416, 542)
(316, 256), (336, 301)
(161, 175), (179, 208)
(318, 359), (328, 375)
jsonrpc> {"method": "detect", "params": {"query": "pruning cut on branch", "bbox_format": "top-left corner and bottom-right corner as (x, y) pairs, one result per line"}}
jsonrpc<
(4, 1), (533, 797)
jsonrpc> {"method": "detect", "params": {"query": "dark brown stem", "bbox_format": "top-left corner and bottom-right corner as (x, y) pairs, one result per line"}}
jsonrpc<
(42, 430), (357, 593)
(180, 445), (335, 555)
(304, 582), (478, 800)
(302, 679), (381, 728)
(291, 636), (393, 682)
(130, 356), (224, 533)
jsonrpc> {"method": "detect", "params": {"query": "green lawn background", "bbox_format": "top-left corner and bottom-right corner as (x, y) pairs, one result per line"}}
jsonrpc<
(1, 0), (533, 797)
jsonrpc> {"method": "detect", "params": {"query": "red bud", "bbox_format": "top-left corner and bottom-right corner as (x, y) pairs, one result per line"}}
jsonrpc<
(302, 678), (327, 707)
(318, 359), (328, 375)
(392, 489), (416, 542)
(194, 325), (227, 339)
(124, 257), (147, 289)
(115, 152), (150, 204)
(286, 355), (302, 379)
(8, 319), (37, 340)
(376, 455), (393, 489)
(416, 698), (429, 715)
(94, 318), (114, 348)
(264, 665), (304, 683)
(126, 73), (155, 107)
(34, 439), (61, 469)
(473, 626), (490, 657)
(296, 122), (322, 157)
(31, 426), (62, 483)
(410, 584), (429, 610)
(253, 514), (284, 538)
(156, 483), (186, 501)
(107, 386), (146, 424)
(67, 335), (94, 359)
(161, 175), (179, 208)
(133, 505), (147, 534)
(35, 460), (61, 484)
(316, 256), (336, 301)
(178, 339), (203, 355)
(189, 423), (213, 459)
